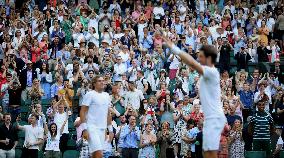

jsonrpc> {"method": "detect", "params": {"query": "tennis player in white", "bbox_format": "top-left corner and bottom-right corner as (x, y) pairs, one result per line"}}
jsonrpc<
(161, 31), (226, 158)
(80, 76), (113, 158)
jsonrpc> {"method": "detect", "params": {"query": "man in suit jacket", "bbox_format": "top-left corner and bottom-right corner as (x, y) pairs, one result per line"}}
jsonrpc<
(19, 60), (37, 102)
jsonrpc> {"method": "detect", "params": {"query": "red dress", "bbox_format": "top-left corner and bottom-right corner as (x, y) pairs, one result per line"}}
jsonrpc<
(0, 73), (7, 97)
(31, 46), (41, 63)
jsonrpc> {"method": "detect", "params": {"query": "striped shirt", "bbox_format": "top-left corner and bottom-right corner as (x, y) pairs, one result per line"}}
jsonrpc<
(250, 111), (274, 140)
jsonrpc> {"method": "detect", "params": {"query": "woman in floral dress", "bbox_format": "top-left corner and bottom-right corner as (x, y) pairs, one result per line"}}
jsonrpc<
(77, 129), (91, 158)
(29, 78), (44, 106)
(228, 119), (245, 158)
(172, 100), (190, 158)
(140, 123), (157, 158)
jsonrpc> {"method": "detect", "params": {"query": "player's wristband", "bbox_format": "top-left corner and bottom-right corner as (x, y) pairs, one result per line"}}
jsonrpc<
(108, 125), (113, 133)
(171, 45), (182, 55)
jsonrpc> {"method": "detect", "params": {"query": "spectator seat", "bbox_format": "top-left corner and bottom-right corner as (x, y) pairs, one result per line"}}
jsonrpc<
(63, 150), (79, 158)
(245, 151), (266, 158)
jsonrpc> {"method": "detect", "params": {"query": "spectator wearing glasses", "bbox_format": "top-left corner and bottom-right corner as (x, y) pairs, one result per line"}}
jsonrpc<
(12, 30), (23, 50)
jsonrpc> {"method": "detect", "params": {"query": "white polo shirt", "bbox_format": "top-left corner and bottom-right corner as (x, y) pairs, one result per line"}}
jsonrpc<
(23, 125), (44, 150)
(199, 66), (225, 119)
(54, 112), (69, 134)
(82, 90), (111, 129)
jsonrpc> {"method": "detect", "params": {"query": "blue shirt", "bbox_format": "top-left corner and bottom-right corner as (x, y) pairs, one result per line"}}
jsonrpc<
(188, 127), (200, 152)
(171, 23), (184, 35)
(238, 90), (254, 109)
(50, 83), (63, 98)
(120, 125), (140, 148)
(234, 39), (246, 55)
(196, 17), (209, 26)
(56, 51), (71, 63)
(185, 35), (196, 50)
(139, 35), (153, 49)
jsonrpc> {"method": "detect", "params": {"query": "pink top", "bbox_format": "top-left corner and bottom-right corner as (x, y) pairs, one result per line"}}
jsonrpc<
(132, 11), (141, 21)
(144, 6), (153, 20)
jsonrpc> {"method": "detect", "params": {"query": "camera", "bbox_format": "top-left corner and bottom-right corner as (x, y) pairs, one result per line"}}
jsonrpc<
(11, 80), (20, 89)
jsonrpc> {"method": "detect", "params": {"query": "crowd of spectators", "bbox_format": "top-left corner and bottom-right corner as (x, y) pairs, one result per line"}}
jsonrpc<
(0, 0), (284, 158)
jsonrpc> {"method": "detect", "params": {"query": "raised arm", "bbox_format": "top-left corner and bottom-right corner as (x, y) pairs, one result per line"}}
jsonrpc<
(15, 116), (25, 131)
(60, 114), (68, 135)
(161, 30), (204, 75)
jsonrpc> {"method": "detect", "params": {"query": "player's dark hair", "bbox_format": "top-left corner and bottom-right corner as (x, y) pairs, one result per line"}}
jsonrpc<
(3, 113), (11, 118)
(200, 45), (217, 64)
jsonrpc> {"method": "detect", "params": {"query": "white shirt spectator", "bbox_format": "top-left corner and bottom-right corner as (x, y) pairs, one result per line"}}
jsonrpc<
(118, 52), (129, 63)
(14, 28), (26, 38)
(45, 132), (61, 151)
(65, 64), (74, 79)
(257, 4), (267, 13)
(23, 125), (44, 150)
(108, 2), (121, 13)
(12, 37), (24, 50)
(124, 89), (144, 110)
(85, 32), (100, 47)
(197, 0), (207, 13)
(33, 31), (47, 42)
(254, 91), (271, 111)
(82, 63), (99, 74)
(266, 17), (275, 32)
(57, 15), (63, 22)
(89, 16), (99, 34)
(72, 32), (85, 48)
(101, 32), (113, 45)
(99, 13), (112, 29)
(128, 66), (140, 81)
(222, 5), (235, 15)
(137, 23), (148, 39)
(113, 32), (124, 40)
(113, 63), (127, 81)
(54, 112), (69, 134)
(168, 54), (181, 69)
(153, 6), (165, 19)
(179, 76), (190, 95)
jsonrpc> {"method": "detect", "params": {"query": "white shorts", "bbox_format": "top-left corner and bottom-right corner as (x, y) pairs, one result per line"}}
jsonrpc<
(202, 117), (226, 151)
(87, 127), (106, 153)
